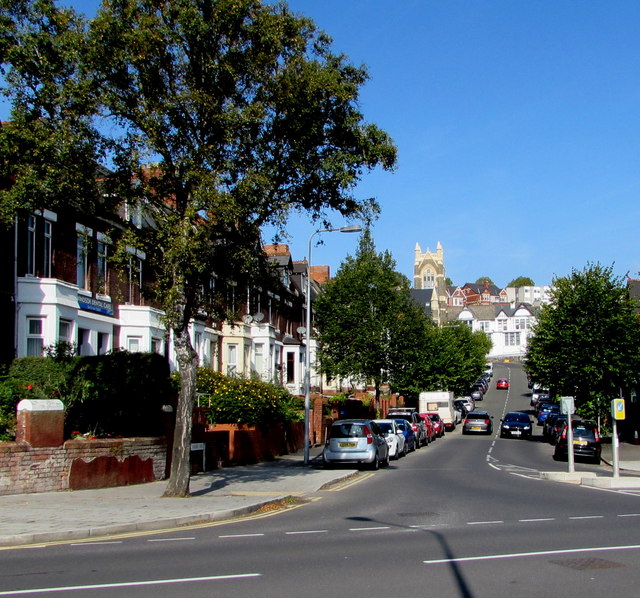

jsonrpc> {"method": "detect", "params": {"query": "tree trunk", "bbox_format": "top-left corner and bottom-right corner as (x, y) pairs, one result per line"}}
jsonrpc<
(163, 325), (198, 497)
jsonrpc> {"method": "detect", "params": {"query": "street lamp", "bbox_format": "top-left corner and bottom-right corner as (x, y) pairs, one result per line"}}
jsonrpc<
(304, 225), (362, 465)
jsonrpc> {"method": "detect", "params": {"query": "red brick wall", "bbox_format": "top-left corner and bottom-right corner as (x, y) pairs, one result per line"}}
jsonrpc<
(0, 438), (166, 496)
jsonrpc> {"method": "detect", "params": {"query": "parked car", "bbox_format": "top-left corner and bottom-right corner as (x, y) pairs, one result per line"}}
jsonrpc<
(499, 412), (533, 439)
(373, 419), (406, 459)
(387, 408), (428, 447)
(423, 412), (445, 437)
(392, 418), (417, 452)
(323, 419), (390, 469)
(547, 414), (569, 445)
(470, 389), (484, 402)
(484, 362), (493, 377)
(553, 420), (602, 464)
(496, 378), (509, 390)
(455, 397), (475, 414)
(530, 385), (550, 407)
(462, 411), (493, 435)
(417, 414), (436, 443)
(537, 403), (559, 425)
(542, 412), (562, 440)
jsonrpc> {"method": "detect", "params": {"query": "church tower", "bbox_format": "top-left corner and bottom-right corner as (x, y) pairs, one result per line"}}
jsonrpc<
(414, 241), (447, 324)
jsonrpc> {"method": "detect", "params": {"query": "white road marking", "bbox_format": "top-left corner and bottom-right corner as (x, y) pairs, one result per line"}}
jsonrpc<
(467, 521), (504, 526)
(348, 526), (391, 532)
(285, 530), (328, 535)
(618, 513), (640, 517)
(569, 515), (604, 520)
(70, 541), (123, 546)
(519, 518), (555, 522)
(0, 574), (262, 595)
(219, 533), (265, 539)
(147, 537), (195, 542)
(423, 543), (640, 565)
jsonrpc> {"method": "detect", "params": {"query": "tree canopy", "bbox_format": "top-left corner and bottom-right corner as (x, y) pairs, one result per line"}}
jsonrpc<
(475, 277), (495, 286)
(313, 229), (425, 403)
(525, 263), (640, 422)
(0, 0), (397, 495)
(508, 276), (535, 288)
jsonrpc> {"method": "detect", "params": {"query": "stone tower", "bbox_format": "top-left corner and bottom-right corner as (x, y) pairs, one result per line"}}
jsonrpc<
(414, 241), (447, 324)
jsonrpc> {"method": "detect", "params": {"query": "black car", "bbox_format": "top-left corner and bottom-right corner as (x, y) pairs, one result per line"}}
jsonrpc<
(553, 420), (602, 464)
(499, 412), (533, 439)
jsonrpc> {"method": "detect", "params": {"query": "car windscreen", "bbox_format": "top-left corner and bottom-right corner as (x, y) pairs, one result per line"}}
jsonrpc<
(505, 413), (529, 422)
(376, 422), (394, 434)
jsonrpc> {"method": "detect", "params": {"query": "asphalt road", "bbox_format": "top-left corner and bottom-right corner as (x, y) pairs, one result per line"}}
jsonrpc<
(2, 362), (640, 597)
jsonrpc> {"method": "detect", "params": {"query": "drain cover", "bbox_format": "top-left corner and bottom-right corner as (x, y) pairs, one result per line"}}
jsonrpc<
(550, 558), (624, 571)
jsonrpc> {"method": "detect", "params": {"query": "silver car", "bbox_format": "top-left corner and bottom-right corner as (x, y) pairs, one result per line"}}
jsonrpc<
(462, 411), (493, 435)
(323, 419), (390, 469)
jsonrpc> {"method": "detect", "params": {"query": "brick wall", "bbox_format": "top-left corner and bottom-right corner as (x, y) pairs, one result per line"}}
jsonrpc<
(0, 438), (166, 496)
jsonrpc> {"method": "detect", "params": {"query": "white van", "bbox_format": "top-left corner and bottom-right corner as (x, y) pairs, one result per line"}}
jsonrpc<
(419, 391), (457, 431)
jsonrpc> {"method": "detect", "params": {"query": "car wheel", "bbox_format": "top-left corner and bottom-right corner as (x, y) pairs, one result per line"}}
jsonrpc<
(593, 456), (601, 465)
(383, 451), (390, 467)
(370, 452), (380, 470)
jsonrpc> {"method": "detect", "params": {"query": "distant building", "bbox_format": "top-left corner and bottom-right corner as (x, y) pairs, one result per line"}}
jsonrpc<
(413, 241), (447, 324)
(506, 285), (552, 306)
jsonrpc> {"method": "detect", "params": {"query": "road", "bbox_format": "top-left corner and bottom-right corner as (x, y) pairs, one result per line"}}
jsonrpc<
(2, 362), (640, 597)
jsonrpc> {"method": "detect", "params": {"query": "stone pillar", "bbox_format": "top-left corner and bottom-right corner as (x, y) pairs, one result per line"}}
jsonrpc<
(16, 399), (65, 447)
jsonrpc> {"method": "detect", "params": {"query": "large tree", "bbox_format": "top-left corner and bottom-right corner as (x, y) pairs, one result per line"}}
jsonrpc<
(314, 230), (426, 405)
(526, 263), (640, 421)
(0, 0), (396, 495)
(508, 276), (535, 288)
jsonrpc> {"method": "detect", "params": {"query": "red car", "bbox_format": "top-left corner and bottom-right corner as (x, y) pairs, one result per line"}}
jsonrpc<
(422, 412), (445, 437)
(419, 414), (437, 443)
(496, 378), (509, 389)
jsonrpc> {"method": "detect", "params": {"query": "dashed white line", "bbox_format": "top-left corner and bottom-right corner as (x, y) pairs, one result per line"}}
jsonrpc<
(519, 518), (555, 523)
(219, 533), (265, 539)
(285, 530), (328, 535)
(147, 537), (195, 542)
(348, 526), (391, 532)
(467, 521), (504, 526)
(618, 513), (640, 518)
(569, 515), (604, 520)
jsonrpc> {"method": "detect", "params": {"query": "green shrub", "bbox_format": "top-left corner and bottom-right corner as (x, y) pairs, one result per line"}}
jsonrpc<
(195, 368), (299, 426)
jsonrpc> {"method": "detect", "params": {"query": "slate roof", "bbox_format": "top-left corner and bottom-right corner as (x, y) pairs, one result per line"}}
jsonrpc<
(410, 288), (433, 317)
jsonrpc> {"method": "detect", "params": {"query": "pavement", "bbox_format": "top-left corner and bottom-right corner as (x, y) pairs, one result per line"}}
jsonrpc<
(2, 441), (640, 549)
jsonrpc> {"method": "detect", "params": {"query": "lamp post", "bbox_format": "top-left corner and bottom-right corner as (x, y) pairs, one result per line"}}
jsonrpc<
(303, 225), (362, 465)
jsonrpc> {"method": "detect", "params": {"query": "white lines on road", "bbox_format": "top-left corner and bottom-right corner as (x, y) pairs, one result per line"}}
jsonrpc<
(618, 513), (640, 517)
(348, 526), (391, 532)
(568, 515), (604, 520)
(70, 541), (123, 547)
(147, 537), (196, 542)
(0, 574), (262, 596)
(423, 543), (640, 565)
(519, 518), (555, 523)
(218, 533), (265, 539)
(467, 521), (504, 526)
(285, 530), (328, 535)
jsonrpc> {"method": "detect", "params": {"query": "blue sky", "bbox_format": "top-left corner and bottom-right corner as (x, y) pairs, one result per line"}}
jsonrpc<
(22, 1), (640, 287)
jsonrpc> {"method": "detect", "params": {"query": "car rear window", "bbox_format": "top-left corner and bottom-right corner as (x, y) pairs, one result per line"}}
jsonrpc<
(376, 422), (394, 433)
(467, 413), (488, 420)
(330, 423), (367, 438)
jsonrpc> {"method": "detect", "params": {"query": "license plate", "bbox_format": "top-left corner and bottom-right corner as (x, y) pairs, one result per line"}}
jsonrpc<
(512, 430), (521, 435)
(471, 426), (482, 430)
(339, 442), (357, 448)
(573, 440), (587, 446)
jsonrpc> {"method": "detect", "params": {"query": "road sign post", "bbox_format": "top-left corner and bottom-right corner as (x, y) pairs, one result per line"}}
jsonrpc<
(560, 397), (575, 473)
(611, 399), (626, 479)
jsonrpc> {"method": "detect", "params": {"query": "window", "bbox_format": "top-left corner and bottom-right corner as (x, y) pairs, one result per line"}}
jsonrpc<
(26, 216), (36, 276)
(497, 319), (508, 332)
(58, 319), (72, 343)
(97, 240), (108, 295)
(515, 317), (528, 330)
(151, 337), (162, 354)
(26, 317), (44, 356)
(505, 332), (521, 346)
(227, 344), (238, 376)
(127, 336), (141, 352)
(479, 321), (491, 332)
(423, 268), (435, 289)
(76, 234), (88, 289)
(254, 343), (264, 375)
(78, 327), (90, 355)
(286, 352), (295, 383)
(43, 220), (52, 277)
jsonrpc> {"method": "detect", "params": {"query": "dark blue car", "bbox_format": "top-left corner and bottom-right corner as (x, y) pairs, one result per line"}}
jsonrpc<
(537, 403), (559, 425)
